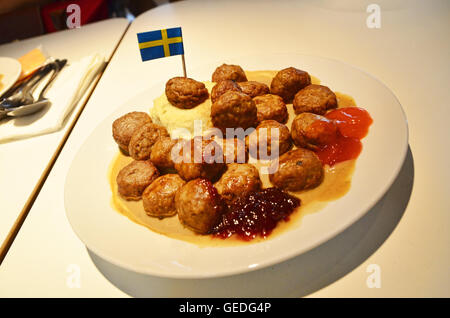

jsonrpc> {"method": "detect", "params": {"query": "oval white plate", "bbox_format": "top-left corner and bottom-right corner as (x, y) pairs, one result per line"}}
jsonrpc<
(0, 57), (21, 97)
(65, 54), (408, 279)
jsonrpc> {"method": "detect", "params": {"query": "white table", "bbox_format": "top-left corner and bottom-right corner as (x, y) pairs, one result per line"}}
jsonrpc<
(0, 0), (448, 297)
(0, 18), (129, 255)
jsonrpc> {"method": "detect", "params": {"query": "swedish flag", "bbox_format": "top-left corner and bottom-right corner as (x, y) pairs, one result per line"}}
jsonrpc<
(137, 27), (184, 61)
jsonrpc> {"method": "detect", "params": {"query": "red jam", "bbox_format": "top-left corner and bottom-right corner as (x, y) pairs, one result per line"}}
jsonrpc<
(211, 188), (301, 241)
(315, 107), (373, 166)
(326, 107), (373, 139)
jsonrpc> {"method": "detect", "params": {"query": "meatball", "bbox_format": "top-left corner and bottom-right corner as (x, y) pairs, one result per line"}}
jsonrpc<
(112, 112), (152, 153)
(291, 113), (338, 150)
(211, 91), (258, 133)
(253, 94), (288, 123)
(293, 84), (337, 115)
(174, 137), (225, 181)
(128, 123), (169, 161)
(237, 81), (270, 98)
(165, 77), (209, 109)
(270, 67), (311, 103)
(269, 148), (323, 191)
(215, 163), (262, 205)
(149, 136), (180, 170)
(176, 178), (225, 234)
(246, 120), (292, 159)
(212, 63), (247, 83)
(214, 137), (248, 163)
(211, 80), (242, 103)
(116, 160), (159, 200)
(142, 174), (186, 218)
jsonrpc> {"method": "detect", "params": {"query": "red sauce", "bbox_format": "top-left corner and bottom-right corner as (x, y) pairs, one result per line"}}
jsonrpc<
(315, 107), (372, 166)
(326, 107), (373, 139)
(211, 188), (301, 241)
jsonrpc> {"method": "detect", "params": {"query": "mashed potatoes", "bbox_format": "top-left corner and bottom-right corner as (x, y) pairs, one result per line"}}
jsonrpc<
(150, 81), (215, 139)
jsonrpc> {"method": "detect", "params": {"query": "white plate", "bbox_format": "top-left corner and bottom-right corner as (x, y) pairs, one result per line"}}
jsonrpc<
(0, 57), (22, 97)
(65, 54), (408, 279)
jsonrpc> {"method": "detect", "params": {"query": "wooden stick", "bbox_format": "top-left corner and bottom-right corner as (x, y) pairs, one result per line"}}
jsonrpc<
(181, 54), (187, 78)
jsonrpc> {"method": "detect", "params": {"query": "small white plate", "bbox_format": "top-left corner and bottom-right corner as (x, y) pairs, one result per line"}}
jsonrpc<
(65, 53), (408, 279)
(0, 57), (22, 97)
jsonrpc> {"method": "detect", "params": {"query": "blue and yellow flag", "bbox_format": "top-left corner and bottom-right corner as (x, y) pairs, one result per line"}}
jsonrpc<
(137, 27), (184, 62)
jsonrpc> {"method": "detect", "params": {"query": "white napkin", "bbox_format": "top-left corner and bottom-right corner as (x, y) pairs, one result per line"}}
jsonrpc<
(0, 54), (105, 143)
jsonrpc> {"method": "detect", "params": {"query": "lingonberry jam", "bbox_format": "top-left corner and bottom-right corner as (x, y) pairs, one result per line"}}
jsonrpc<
(211, 187), (301, 241)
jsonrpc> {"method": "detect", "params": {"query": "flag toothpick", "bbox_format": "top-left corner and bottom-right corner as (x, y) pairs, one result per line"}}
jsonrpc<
(137, 27), (186, 78)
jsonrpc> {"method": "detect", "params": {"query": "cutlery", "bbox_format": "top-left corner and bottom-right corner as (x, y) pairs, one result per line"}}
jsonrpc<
(0, 59), (67, 120)
(0, 63), (54, 109)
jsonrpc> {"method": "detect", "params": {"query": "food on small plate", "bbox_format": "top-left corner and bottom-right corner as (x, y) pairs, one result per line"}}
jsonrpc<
(212, 63), (247, 83)
(293, 84), (338, 115)
(253, 94), (288, 124)
(165, 77), (209, 109)
(176, 178), (226, 234)
(215, 163), (262, 205)
(210, 79), (242, 103)
(142, 174), (186, 218)
(174, 137), (225, 181)
(112, 111), (152, 153)
(128, 122), (169, 160)
(291, 112), (338, 150)
(211, 90), (258, 132)
(270, 67), (311, 103)
(237, 81), (270, 98)
(149, 136), (181, 170)
(246, 120), (292, 159)
(269, 148), (323, 191)
(116, 160), (160, 200)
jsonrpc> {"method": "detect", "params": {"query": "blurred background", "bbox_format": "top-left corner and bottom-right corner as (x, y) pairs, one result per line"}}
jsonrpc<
(0, 0), (181, 45)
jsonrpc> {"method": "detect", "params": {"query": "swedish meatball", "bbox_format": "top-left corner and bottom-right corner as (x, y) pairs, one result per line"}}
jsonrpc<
(176, 178), (225, 234)
(211, 91), (258, 132)
(150, 136), (180, 170)
(238, 81), (270, 98)
(112, 112), (152, 153)
(269, 148), (323, 191)
(142, 174), (186, 218)
(215, 163), (262, 205)
(128, 123), (169, 161)
(165, 77), (209, 109)
(293, 84), (337, 115)
(214, 137), (248, 163)
(246, 120), (292, 159)
(253, 94), (288, 123)
(116, 160), (159, 200)
(212, 63), (247, 82)
(270, 67), (311, 103)
(174, 137), (225, 181)
(291, 113), (337, 150)
(211, 80), (242, 103)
